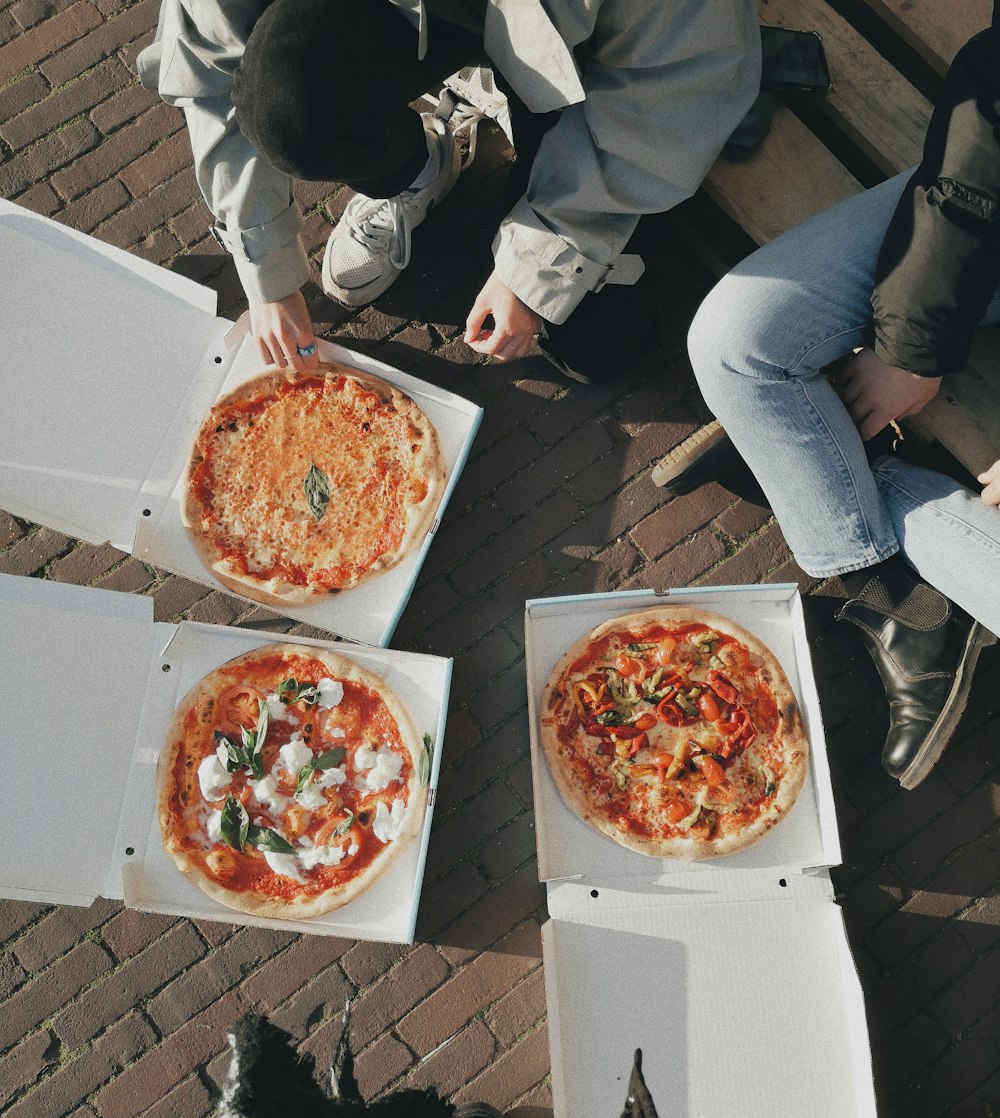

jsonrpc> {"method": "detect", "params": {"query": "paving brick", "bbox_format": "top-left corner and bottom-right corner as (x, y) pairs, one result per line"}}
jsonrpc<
(870, 1011), (951, 1097)
(6, 1011), (156, 1118)
(0, 900), (47, 944)
(1, 115), (99, 197)
(466, 660), (528, 733)
(700, 520), (794, 585)
(146, 926), (295, 1033)
(54, 922), (206, 1048)
(0, 938), (113, 1051)
(94, 554), (155, 592)
(340, 940), (407, 990)
(414, 859), (491, 942)
(895, 781), (1000, 886)
(0, 1028), (58, 1112)
(56, 173), (130, 231)
(435, 715), (527, 816)
(454, 1020), (550, 1110)
(46, 539), (125, 585)
(96, 165), (198, 245)
(350, 944), (450, 1049)
(100, 909), (179, 962)
(629, 486), (732, 560)
(353, 1030), (415, 1099)
(625, 529), (727, 591)
(12, 897), (117, 974)
(398, 919), (540, 1056)
(140, 1074), (215, 1118)
(0, 950), (27, 1000)
(1, 55), (127, 151)
(92, 991), (242, 1118)
(483, 964), (547, 1047)
(49, 101), (177, 200)
(427, 780), (523, 881)
(118, 127), (193, 197)
(0, 71), (50, 126)
(0, 0), (101, 77)
(38, 0), (158, 87)
(149, 573), (211, 620)
(240, 935), (352, 1010)
(437, 861), (547, 967)
(90, 78), (160, 134)
(403, 1019), (497, 1098)
(479, 810), (537, 880)
(262, 959), (353, 1039)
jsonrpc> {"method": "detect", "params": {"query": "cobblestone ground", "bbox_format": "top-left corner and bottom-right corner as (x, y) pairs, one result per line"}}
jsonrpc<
(2, 4), (1000, 1117)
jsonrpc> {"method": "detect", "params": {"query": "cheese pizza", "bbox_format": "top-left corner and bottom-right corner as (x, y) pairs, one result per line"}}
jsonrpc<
(183, 362), (446, 606)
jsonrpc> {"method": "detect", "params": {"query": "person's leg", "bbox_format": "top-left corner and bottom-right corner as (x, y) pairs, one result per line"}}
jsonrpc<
(234, 0), (482, 191)
(874, 457), (1000, 636)
(688, 174), (913, 577)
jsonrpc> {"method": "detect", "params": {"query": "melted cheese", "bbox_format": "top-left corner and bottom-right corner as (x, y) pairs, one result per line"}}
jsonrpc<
(373, 798), (406, 843)
(354, 743), (404, 793)
(198, 754), (232, 801)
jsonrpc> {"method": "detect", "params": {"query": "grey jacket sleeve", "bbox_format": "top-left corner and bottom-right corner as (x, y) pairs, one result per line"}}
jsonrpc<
(136, 0), (310, 305)
(492, 0), (761, 325)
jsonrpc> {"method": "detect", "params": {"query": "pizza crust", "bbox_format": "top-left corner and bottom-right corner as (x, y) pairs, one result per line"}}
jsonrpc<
(539, 607), (809, 860)
(182, 362), (447, 606)
(157, 643), (427, 920)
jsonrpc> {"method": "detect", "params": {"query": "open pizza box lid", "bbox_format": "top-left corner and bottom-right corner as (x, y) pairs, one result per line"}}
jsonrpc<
(542, 875), (878, 1117)
(524, 584), (840, 885)
(0, 200), (482, 647)
(0, 572), (449, 943)
(527, 587), (877, 1116)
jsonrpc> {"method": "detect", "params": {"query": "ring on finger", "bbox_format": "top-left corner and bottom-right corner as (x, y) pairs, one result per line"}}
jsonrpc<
(296, 342), (317, 358)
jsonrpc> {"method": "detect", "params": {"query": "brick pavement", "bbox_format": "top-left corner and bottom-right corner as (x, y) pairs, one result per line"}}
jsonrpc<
(2, 3), (1000, 1116)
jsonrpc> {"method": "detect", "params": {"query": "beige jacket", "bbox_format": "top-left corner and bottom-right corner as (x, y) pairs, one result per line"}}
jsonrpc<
(138, 0), (759, 321)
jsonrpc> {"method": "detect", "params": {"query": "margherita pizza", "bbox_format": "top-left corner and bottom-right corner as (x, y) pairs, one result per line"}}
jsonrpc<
(157, 644), (431, 919)
(540, 608), (808, 859)
(183, 362), (446, 606)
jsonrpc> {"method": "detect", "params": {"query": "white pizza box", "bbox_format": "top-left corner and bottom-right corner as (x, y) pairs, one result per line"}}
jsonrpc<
(0, 572), (450, 943)
(0, 199), (482, 647)
(542, 875), (878, 1117)
(525, 584), (840, 885)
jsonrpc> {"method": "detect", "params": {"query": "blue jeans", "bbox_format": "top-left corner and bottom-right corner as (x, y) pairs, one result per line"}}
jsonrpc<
(688, 173), (1000, 629)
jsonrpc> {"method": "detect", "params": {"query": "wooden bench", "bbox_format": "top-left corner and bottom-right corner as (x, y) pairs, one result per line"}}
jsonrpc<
(681, 0), (998, 477)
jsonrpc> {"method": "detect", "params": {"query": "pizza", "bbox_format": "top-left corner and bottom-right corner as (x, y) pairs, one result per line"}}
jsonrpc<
(539, 607), (809, 859)
(183, 362), (446, 606)
(157, 643), (432, 919)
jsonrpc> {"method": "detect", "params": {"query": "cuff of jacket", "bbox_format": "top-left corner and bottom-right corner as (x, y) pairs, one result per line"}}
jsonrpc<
(492, 197), (644, 325)
(213, 201), (311, 305)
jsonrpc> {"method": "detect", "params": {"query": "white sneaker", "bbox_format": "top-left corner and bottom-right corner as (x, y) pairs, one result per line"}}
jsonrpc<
(442, 66), (513, 143)
(322, 106), (482, 307)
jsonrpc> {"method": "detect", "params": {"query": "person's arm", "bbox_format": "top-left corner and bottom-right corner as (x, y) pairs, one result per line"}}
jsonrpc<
(137, 0), (318, 368)
(466, 0), (760, 357)
(871, 24), (1000, 377)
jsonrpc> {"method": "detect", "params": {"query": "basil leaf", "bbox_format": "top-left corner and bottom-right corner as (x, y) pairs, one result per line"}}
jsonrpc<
(277, 677), (320, 706)
(220, 794), (249, 851)
(304, 463), (331, 521)
(255, 699), (269, 752)
(247, 825), (296, 855)
(215, 731), (246, 772)
(419, 733), (433, 787)
(295, 747), (346, 795)
(240, 725), (265, 780)
(277, 678), (298, 698)
(333, 810), (355, 838)
(296, 684), (321, 706)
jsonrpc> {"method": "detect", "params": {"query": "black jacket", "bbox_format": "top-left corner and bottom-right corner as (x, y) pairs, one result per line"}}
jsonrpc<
(871, 6), (1000, 375)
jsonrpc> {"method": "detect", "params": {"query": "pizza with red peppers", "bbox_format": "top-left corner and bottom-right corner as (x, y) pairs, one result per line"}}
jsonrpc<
(183, 362), (446, 606)
(539, 608), (808, 858)
(157, 644), (432, 919)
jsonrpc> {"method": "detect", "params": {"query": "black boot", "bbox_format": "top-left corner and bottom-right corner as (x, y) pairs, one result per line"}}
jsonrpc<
(837, 565), (996, 789)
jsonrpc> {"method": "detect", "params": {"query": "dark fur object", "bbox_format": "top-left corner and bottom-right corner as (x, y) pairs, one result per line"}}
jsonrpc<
(217, 1014), (455, 1118)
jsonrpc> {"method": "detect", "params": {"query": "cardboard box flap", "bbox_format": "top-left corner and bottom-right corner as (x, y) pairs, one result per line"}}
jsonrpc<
(112, 620), (451, 942)
(0, 200), (230, 548)
(525, 587), (841, 884)
(543, 880), (877, 1117)
(0, 574), (156, 906)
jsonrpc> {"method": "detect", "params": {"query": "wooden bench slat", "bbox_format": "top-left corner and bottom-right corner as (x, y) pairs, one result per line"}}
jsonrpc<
(907, 327), (1000, 474)
(759, 0), (931, 175)
(705, 105), (862, 245)
(860, 0), (992, 74)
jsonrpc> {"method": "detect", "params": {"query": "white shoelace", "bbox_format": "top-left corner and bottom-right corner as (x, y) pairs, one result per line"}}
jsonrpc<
(342, 193), (418, 270)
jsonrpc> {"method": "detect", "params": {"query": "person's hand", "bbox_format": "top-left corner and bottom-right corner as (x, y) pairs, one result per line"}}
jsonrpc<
(978, 460), (1000, 507)
(248, 289), (321, 370)
(839, 347), (941, 441)
(464, 272), (543, 361)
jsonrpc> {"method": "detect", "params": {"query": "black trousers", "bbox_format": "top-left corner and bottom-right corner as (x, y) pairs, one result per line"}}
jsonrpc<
(234, 0), (657, 366)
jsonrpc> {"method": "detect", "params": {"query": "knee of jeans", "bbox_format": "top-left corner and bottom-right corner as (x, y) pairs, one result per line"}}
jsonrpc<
(687, 273), (796, 395)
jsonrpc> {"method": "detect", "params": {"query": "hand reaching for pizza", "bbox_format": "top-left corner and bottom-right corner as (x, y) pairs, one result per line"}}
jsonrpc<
(249, 289), (321, 371)
(464, 271), (543, 361)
